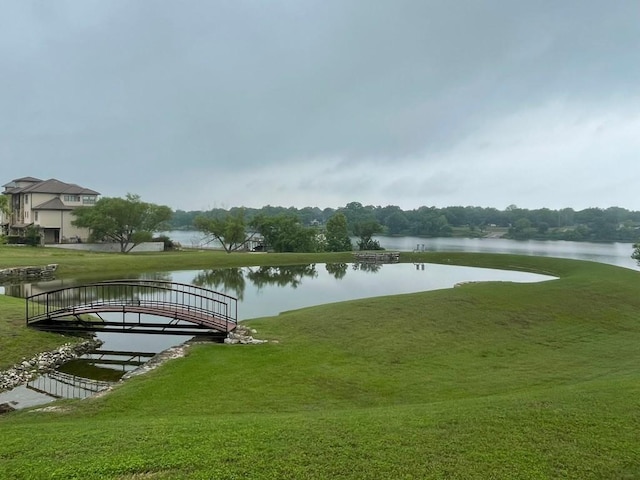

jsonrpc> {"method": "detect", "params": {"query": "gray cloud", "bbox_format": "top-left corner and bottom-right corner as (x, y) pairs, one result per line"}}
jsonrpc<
(1, 1), (639, 210)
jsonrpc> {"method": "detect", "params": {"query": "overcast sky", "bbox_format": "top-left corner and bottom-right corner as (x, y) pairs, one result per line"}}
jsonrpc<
(1, 1), (639, 212)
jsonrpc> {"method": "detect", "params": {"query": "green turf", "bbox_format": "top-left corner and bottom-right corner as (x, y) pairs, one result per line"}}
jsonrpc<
(1, 247), (639, 479)
(0, 293), (85, 369)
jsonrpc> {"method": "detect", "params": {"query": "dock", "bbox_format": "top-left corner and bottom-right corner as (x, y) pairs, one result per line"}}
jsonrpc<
(352, 251), (400, 263)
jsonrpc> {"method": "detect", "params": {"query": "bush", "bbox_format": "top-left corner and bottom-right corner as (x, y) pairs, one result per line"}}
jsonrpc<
(24, 226), (41, 246)
(6, 235), (29, 245)
(152, 235), (177, 251)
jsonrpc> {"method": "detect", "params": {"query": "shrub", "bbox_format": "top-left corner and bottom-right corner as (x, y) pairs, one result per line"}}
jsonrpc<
(152, 234), (176, 251)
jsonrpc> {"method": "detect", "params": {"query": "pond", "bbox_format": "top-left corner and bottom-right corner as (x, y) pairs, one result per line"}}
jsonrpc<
(0, 261), (555, 409)
(4, 262), (555, 349)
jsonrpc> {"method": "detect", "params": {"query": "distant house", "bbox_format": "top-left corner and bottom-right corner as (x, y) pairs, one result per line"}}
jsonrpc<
(1, 177), (100, 244)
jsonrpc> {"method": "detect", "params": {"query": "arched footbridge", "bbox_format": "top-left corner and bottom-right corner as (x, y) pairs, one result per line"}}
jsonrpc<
(26, 280), (237, 339)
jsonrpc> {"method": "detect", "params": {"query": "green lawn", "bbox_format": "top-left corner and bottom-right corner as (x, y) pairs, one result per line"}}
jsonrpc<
(0, 293), (86, 369)
(1, 246), (639, 479)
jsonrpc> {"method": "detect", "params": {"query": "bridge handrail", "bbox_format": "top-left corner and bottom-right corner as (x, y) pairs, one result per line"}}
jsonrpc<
(26, 279), (237, 331)
(26, 279), (237, 302)
(27, 300), (235, 323)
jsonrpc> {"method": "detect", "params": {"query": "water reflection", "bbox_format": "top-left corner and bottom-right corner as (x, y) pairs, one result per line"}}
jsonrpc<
(0, 370), (114, 411)
(0, 348), (161, 411)
(351, 262), (383, 273)
(192, 264), (320, 300)
(28, 371), (113, 400)
(192, 268), (246, 300)
(248, 264), (318, 288)
(59, 350), (157, 381)
(326, 262), (348, 279)
(192, 263), (403, 298)
(169, 263), (556, 324)
(2, 271), (172, 299)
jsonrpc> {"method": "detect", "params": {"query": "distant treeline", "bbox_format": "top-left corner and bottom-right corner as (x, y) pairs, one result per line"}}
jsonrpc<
(169, 202), (640, 243)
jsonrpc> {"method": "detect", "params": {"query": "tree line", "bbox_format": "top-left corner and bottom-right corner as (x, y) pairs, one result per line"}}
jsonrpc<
(12, 193), (634, 257)
(171, 202), (640, 243)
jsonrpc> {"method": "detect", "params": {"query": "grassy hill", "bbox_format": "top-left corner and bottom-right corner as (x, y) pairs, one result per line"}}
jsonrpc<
(1, 250), (639, 479)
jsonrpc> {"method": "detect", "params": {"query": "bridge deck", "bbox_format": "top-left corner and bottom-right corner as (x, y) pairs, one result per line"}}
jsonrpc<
(57, 304), (234, 331)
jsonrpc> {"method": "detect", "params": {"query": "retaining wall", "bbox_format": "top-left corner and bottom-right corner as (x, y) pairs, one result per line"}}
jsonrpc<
(0, 264), (58, 282)
(45, 242), (164, 253)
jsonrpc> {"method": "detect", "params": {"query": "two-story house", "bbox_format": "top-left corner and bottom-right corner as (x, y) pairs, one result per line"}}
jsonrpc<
(1, 177), (100, 244)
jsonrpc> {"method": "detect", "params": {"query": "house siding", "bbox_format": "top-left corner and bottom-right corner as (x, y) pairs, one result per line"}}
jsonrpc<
(2, 177), (99, 244)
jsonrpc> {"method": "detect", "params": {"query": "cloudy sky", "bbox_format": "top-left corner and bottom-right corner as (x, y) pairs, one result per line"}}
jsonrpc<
(1, 1), (639, 212)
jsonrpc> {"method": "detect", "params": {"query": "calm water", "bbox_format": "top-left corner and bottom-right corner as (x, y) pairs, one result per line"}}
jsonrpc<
(387, 236), (638, 270)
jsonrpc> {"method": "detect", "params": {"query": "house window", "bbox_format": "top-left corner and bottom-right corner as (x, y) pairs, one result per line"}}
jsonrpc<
(35, 211), (39, 221)
(82, 196), (96, 204)
(64, 195), (81, 202)
(24, 195), (29, 205)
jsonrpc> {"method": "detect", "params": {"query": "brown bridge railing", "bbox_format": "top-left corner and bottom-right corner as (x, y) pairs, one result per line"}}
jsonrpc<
(26, 280), (238, 337)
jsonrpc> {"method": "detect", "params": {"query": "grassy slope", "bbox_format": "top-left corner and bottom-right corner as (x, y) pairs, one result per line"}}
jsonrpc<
(1, 247), (639, 478)
(0, 293), (86, 369)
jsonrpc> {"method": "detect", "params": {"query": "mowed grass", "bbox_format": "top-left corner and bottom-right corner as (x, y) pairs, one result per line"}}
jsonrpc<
(1, 246), (639, 478)
(0, 293), (86, 369)
(0, 245), (354, 279)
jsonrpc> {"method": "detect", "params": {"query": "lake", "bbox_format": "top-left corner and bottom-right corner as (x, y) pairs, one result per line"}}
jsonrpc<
(164, 231), (639, 271)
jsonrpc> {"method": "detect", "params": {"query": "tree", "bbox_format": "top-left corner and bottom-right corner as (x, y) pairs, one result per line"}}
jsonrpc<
(0, 194), (9, 217)
(72, 193), (172, 253)
(353, 220), (383, 250)
(193, 210), (256, 253)
(0, 195), (9, 239)
(537, 222), (550, 234)
(507, 217), (536, 240)
(325, 212), (352, 252)
(633, 243), (640, 265)
(22, 225), (41, 246)
(385, 210), (409, 235)
(339, 201), (377, 232)
(251, 214), (320, 252)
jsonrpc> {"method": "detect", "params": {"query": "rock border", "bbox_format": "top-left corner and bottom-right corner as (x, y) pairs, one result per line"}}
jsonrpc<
(1, 325), (268, 394)
(0, 264), (58, 282)
(0, 339), (103, 391)
(224, 323), (269, 345)
(8, 324), (272, 412)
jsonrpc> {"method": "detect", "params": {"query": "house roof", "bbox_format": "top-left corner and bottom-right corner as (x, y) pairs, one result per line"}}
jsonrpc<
(2, 176), (42, 188)
(13, 178), (100, 196)
(32, 197), (74, 211)
(2, 177), (43, 193)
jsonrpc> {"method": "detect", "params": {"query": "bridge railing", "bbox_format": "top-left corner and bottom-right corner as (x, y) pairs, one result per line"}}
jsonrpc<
(26, 279), (238, 331)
